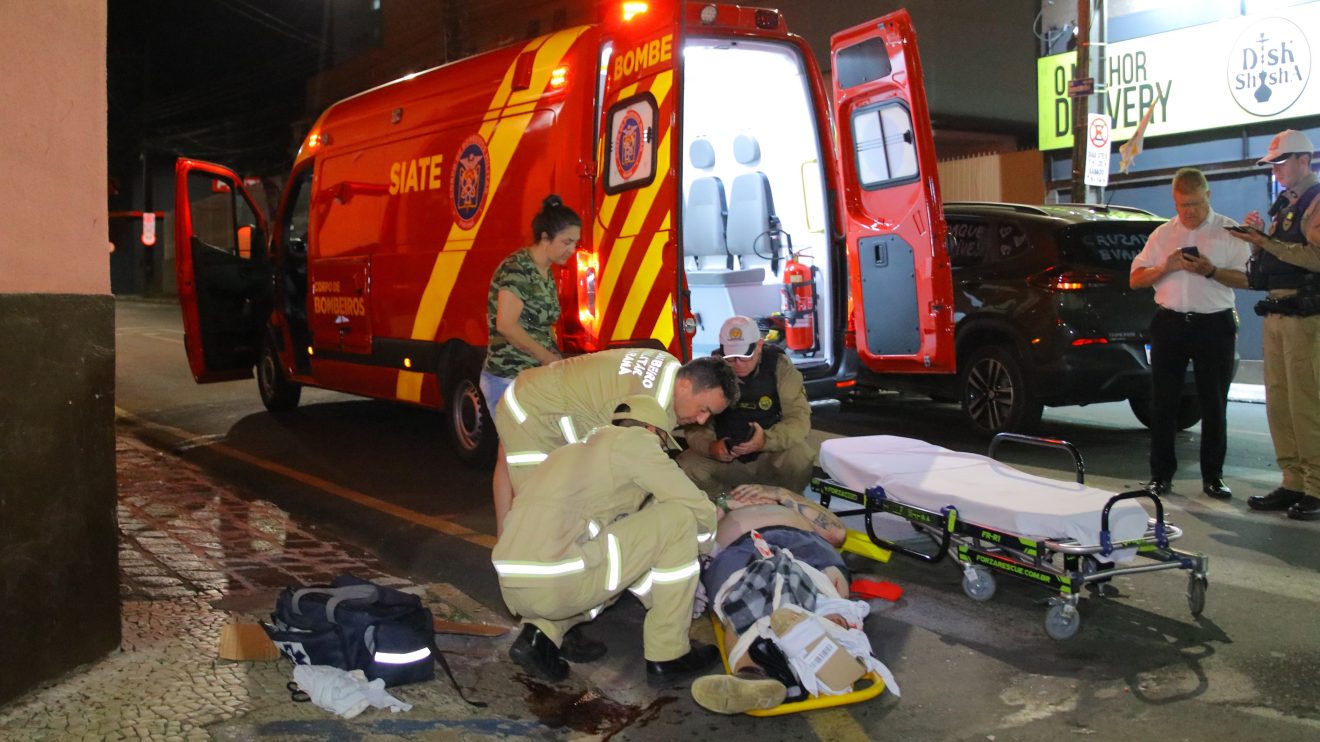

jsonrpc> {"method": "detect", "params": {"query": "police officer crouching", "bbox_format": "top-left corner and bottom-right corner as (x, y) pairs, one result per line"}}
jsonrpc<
(492, 395), (721, 684)
(678, 316), (815, 500)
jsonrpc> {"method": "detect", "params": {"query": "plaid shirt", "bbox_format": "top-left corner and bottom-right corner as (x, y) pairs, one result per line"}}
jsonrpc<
(721, 545), (818, 634)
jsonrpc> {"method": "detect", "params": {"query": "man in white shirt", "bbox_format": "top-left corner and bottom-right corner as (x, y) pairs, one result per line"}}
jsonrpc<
(1130, 168), (1250, 499)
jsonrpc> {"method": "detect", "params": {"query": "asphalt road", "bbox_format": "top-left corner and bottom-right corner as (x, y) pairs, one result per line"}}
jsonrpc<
(114, 298), (1319, 740)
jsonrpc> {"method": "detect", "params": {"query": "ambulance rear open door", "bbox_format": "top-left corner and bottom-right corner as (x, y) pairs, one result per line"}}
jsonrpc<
(173, 158), (271, 383)
(591, 1), (683, 353)
(831, 10), (954, 374)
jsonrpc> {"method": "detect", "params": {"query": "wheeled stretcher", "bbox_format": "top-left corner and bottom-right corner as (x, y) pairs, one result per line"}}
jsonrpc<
(811, 433), (1210, 640)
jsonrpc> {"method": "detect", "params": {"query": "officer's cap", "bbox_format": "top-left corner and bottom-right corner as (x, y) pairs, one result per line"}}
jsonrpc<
(611, 394), (679, 451)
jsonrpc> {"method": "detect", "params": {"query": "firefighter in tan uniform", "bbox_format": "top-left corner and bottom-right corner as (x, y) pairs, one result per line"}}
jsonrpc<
(492, 347), (739, 532)
(493, 395), (722, 686)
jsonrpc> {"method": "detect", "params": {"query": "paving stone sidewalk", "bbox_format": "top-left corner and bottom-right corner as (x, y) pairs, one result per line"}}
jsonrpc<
(0, 433), (537, 741)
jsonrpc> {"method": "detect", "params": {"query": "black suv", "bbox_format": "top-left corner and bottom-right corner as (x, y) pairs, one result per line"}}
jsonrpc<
(860, 202), (1204, 434)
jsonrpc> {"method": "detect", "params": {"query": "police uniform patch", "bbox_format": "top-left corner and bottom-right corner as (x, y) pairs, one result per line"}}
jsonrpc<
(452, 134), (490, 230)
(614, 110), (644, 179)
(758, 395), (773, 411)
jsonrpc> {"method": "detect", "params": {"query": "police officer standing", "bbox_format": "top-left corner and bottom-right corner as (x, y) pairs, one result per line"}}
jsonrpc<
(1130, 168), (1249, 499)
(492, 396), (720, 685)
(678, 316), (814, 500)
(1230, 129), (1320, 521)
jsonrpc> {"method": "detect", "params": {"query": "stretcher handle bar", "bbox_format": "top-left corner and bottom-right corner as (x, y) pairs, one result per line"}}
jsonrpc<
(1100, 490), (1168, 555)
(988, 433), (1085, 484)
(1041, 521), (1183, 555)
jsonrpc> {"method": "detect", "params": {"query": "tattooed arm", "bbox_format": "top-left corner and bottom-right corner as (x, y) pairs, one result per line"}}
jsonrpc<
(729, 484), (846, 547)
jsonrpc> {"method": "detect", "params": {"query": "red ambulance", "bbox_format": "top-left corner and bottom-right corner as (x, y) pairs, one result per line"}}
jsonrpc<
(174, 1), (954, 466)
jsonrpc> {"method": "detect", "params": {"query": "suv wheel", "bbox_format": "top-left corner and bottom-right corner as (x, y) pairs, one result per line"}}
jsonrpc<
(447, 370), (497, 469)
(257, 337), (301, 412)
(1128, 392), (1202, 430)
(960, 346), (1043, 434)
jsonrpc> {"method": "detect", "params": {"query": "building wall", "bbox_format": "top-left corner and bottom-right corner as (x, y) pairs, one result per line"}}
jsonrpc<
(0, 0), (119, 707)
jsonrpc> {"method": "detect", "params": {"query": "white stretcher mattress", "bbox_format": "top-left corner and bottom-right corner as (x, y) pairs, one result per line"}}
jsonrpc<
(819, 436), (1150, 561)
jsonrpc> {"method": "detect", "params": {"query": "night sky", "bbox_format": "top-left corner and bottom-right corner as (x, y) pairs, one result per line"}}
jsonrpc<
(107, 0), (326, 200)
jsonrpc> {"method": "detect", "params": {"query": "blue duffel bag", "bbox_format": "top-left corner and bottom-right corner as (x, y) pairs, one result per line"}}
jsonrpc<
(263, 574), (449, 690)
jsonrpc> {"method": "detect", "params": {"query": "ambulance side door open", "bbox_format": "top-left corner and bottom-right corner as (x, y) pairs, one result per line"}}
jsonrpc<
(173, 158), (271, 383)
(831, 10), (954, 374)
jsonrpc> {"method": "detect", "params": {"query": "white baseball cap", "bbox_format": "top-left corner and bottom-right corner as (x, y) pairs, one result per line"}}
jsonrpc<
(1258, 129), (1315, 165)
(719, 315), (761, 359)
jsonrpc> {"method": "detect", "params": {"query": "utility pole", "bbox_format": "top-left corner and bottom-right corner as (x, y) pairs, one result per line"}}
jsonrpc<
(1070, 0), (1105, 203)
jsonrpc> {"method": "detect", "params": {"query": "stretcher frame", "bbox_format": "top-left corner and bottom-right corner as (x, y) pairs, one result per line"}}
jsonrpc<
(810, 433), (1210, 640)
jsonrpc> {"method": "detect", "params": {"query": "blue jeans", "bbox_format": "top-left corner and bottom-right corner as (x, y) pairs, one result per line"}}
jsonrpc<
(479, 371), (513, 422)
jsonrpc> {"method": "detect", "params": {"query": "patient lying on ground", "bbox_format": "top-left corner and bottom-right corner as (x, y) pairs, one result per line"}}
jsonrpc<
(691, 484), (890, 714)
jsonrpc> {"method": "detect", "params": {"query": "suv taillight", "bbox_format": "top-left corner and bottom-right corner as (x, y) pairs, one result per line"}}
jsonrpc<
(1027, 268), (1114, 291)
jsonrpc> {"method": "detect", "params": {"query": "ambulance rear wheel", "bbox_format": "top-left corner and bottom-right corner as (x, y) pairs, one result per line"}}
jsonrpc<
(257, 338), (301, 412)
(447, 372), (497, 469)
(962, 567), (997, 602)
(1044, 602), (1082, 640)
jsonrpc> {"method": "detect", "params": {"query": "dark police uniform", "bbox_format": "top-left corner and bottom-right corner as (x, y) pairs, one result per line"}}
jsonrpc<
(678, 346), (813, 499)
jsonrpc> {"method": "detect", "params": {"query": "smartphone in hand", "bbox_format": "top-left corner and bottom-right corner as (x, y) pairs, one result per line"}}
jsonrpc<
(1224, 225), (1264, 236)
(1179, 246), (1200, 257)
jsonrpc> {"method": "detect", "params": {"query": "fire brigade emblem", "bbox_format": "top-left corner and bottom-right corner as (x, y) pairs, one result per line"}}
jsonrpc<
(451, 134), (490, 230)
(614, 110), (645, 179)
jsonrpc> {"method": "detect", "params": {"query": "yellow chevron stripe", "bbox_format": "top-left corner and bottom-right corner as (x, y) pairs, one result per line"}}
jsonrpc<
(613, 229), (668, 339)
(651, 294), (675, 349)
(594, 72), (673, 318)
(397, 27), (588, 402)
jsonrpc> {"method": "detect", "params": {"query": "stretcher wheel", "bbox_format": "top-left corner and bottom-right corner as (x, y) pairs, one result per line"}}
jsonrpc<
(1044, 602), (1081, 640)
(1187, 576), (1207, 617)
(961, 567), (997, 602)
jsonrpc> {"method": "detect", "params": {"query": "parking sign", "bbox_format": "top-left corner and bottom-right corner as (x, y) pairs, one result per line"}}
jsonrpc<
(1084, 113), (1111, 188)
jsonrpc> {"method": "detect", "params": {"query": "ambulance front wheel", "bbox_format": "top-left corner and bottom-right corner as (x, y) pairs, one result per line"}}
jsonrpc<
(257, 337), (301, 412)
(446, 372), (497, 469)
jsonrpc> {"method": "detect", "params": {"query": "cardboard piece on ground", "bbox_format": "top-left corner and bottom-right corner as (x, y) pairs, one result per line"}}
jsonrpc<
(769, 608), (866, 694)
(218, 622), (281, 661)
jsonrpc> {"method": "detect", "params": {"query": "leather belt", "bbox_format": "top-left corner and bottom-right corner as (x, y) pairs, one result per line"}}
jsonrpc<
(1157, 307), (1233, 322)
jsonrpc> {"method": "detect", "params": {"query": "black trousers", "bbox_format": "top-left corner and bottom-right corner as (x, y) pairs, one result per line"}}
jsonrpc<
(1148, 307), (1238, 481)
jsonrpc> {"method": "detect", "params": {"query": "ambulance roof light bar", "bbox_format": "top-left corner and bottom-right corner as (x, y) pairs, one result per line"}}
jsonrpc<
(622, 2), (648, 22)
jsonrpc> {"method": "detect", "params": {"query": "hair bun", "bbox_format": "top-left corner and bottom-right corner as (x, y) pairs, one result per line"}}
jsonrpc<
(542, 194), (563, 210)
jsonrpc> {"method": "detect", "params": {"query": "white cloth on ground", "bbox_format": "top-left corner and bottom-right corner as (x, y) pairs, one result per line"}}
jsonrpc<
(292, 665), (413, 719)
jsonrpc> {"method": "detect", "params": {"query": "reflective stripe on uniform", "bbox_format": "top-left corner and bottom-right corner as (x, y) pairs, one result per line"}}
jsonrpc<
(493, 557), (587, 576)
(606, 533), (622, 591)
(655, 360), (679, 407)
(374, 647), (431, 664)
(506, 451), (548, 466)
(585, 604), (604, 620)
(651, 559), (701, 584)
(504, 381), (529, 423)
(558, 415), (578, 444)
(628, 572), (654, 597)
(586, 520), (601, 539)
(697, 531), (714, 544)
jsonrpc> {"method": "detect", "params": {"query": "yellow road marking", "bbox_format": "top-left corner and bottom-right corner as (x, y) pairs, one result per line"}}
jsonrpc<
(807, 709), (872, 741)
(116, 407), (497, 549)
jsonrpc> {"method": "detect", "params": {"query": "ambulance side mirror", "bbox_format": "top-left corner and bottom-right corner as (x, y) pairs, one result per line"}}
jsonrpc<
(236, 224), (261, 259)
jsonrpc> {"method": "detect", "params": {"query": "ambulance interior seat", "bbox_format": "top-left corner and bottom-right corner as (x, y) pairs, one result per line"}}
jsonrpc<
(684, 139), (736, 276)
(726, 133), (782, 279)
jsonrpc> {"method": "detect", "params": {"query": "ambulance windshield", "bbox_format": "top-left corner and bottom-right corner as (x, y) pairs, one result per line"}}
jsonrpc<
(681, 37), (833, 369)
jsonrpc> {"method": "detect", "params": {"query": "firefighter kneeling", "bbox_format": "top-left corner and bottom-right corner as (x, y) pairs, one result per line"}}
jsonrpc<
(492, 395), (721, 685)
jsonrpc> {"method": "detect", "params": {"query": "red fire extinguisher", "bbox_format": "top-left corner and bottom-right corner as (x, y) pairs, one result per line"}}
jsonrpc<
(782, 254), (817, 354)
